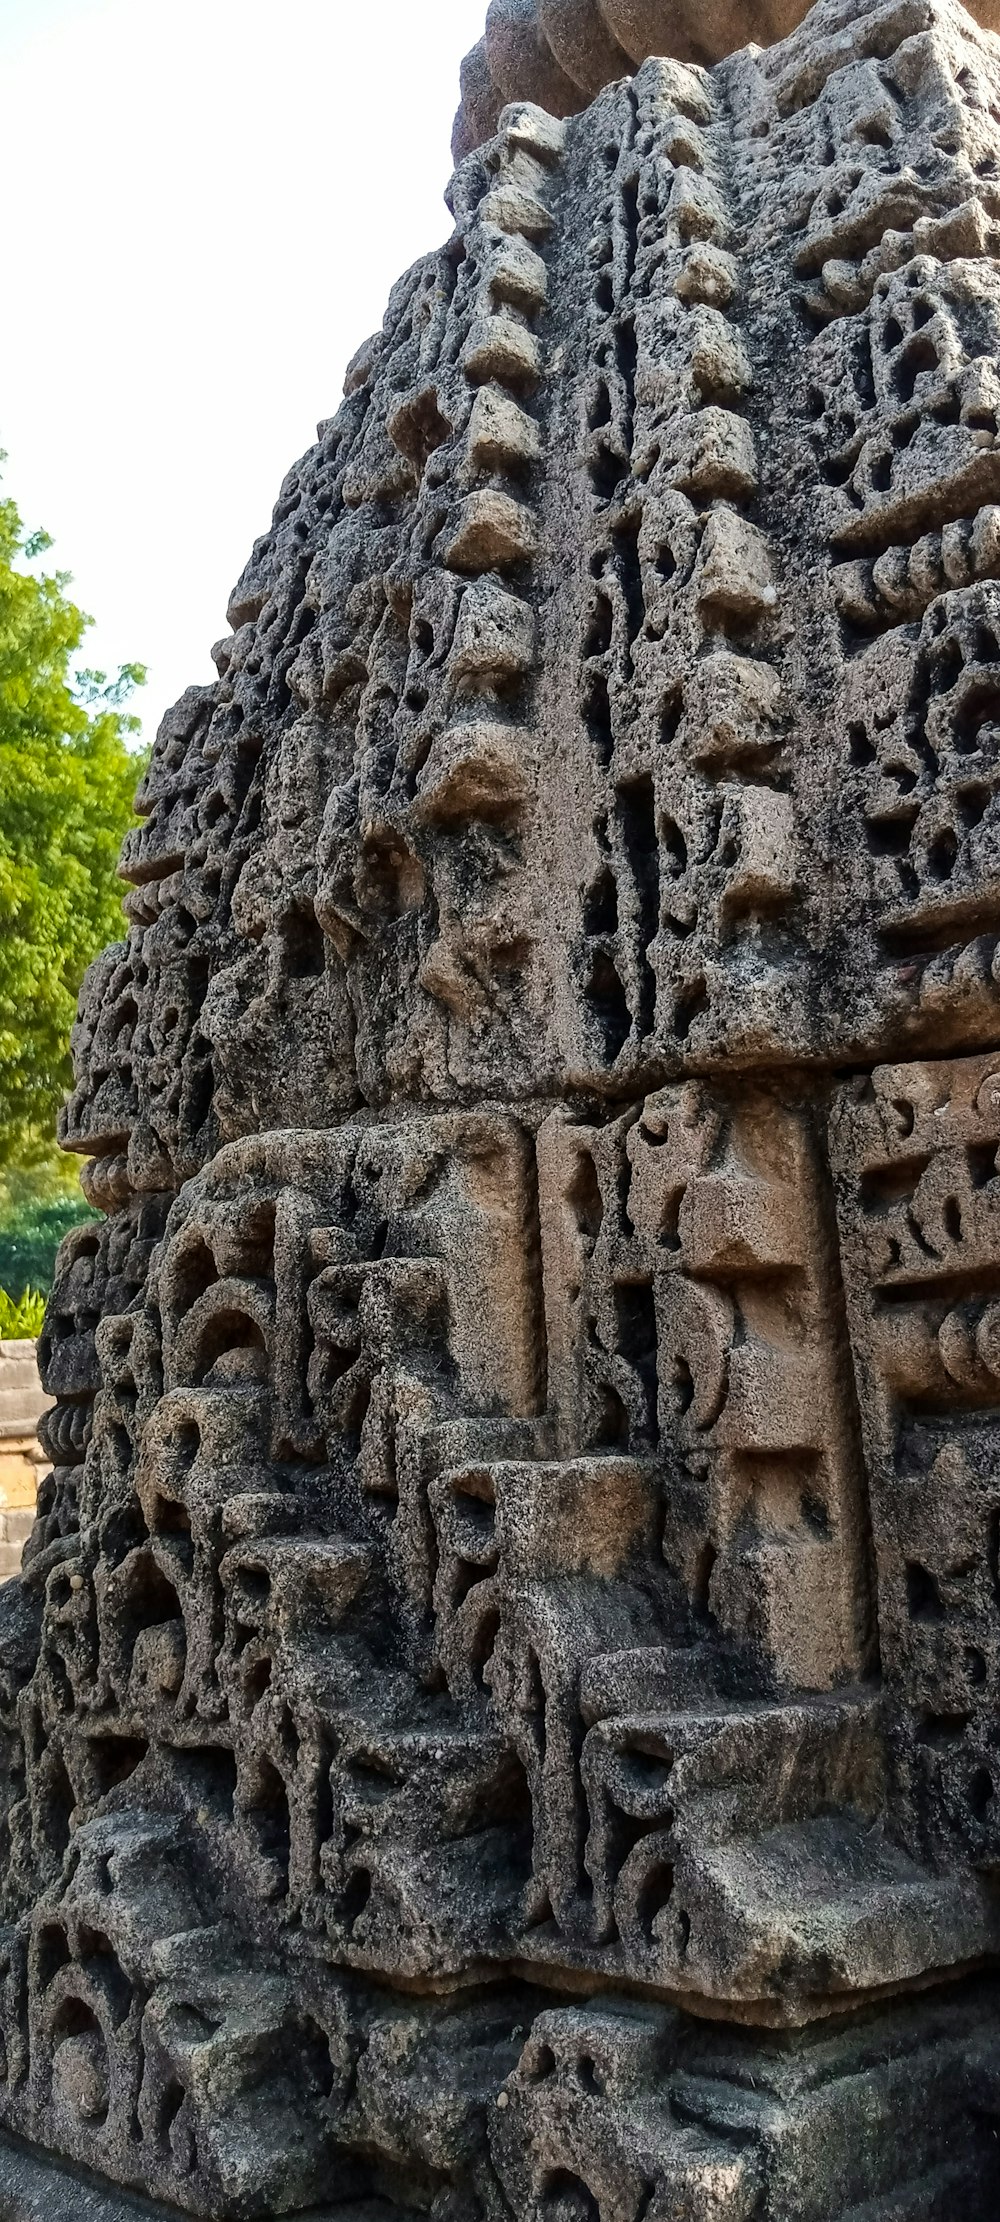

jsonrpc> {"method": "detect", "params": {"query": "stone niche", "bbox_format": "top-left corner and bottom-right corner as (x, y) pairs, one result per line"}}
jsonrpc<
(7, 0), (1000, 2212)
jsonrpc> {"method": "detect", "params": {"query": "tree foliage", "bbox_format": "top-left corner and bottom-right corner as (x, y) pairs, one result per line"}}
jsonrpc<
(0, 1158), (98, 1300)
(0, 466), (145, 1169)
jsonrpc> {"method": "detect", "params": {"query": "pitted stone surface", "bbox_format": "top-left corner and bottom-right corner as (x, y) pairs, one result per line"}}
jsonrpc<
(6, 0), (1000, 2212)
(453, 0), (1000, 151)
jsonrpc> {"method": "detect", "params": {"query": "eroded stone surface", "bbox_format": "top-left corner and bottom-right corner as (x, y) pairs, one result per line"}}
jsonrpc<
(454, 0), (1000, 153)
(6, 0), (1000, 2211)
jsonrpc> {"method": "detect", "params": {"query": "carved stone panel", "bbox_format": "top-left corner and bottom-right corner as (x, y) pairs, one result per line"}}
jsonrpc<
(10, 0), (1000, 2212)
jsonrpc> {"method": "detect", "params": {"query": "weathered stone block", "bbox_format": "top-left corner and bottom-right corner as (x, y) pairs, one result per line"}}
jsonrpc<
(10, 0), (1000, 2209)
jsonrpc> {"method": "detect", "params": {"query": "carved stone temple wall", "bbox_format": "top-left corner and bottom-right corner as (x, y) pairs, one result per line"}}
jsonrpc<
(10, 0), (1000, 2210)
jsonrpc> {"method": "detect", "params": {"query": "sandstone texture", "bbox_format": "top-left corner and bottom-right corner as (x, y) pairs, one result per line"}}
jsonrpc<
(453, 0), (1000, 150)
(6, 0), (1000, 2211)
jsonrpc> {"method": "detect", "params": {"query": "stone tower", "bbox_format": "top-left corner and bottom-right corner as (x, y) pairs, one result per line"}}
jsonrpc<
(7, 0), (1000, 2210)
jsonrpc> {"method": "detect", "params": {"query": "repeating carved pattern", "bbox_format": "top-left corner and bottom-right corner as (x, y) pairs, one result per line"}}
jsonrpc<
(10, 0), (1000, 2214)
(831, 1052), (1000, 1859)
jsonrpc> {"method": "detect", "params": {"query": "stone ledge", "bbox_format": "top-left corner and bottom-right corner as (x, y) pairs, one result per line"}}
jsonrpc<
(0, 2135), (401, 2222)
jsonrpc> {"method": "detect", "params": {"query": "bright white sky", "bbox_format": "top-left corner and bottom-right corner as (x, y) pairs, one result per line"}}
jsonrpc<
(2, 0), (487, 742)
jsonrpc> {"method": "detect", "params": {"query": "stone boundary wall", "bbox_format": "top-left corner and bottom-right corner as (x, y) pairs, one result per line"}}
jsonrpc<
(0, 1341), (49, 1581)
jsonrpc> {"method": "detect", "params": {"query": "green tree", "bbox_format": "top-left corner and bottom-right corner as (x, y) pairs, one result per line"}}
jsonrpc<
(0, 463), (145, 1173)
(0, 1157), (99, 1301)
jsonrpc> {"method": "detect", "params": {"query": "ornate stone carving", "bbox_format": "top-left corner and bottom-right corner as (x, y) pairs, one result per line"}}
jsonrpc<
(8, 0), (1000, 2211)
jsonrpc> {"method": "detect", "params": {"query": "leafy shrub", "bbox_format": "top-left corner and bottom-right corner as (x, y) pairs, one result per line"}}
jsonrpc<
(0, 1287), (46, 1339)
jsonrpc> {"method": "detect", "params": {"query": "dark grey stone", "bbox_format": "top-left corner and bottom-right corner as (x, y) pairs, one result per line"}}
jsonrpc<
(7, 0), (1000, 2210)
